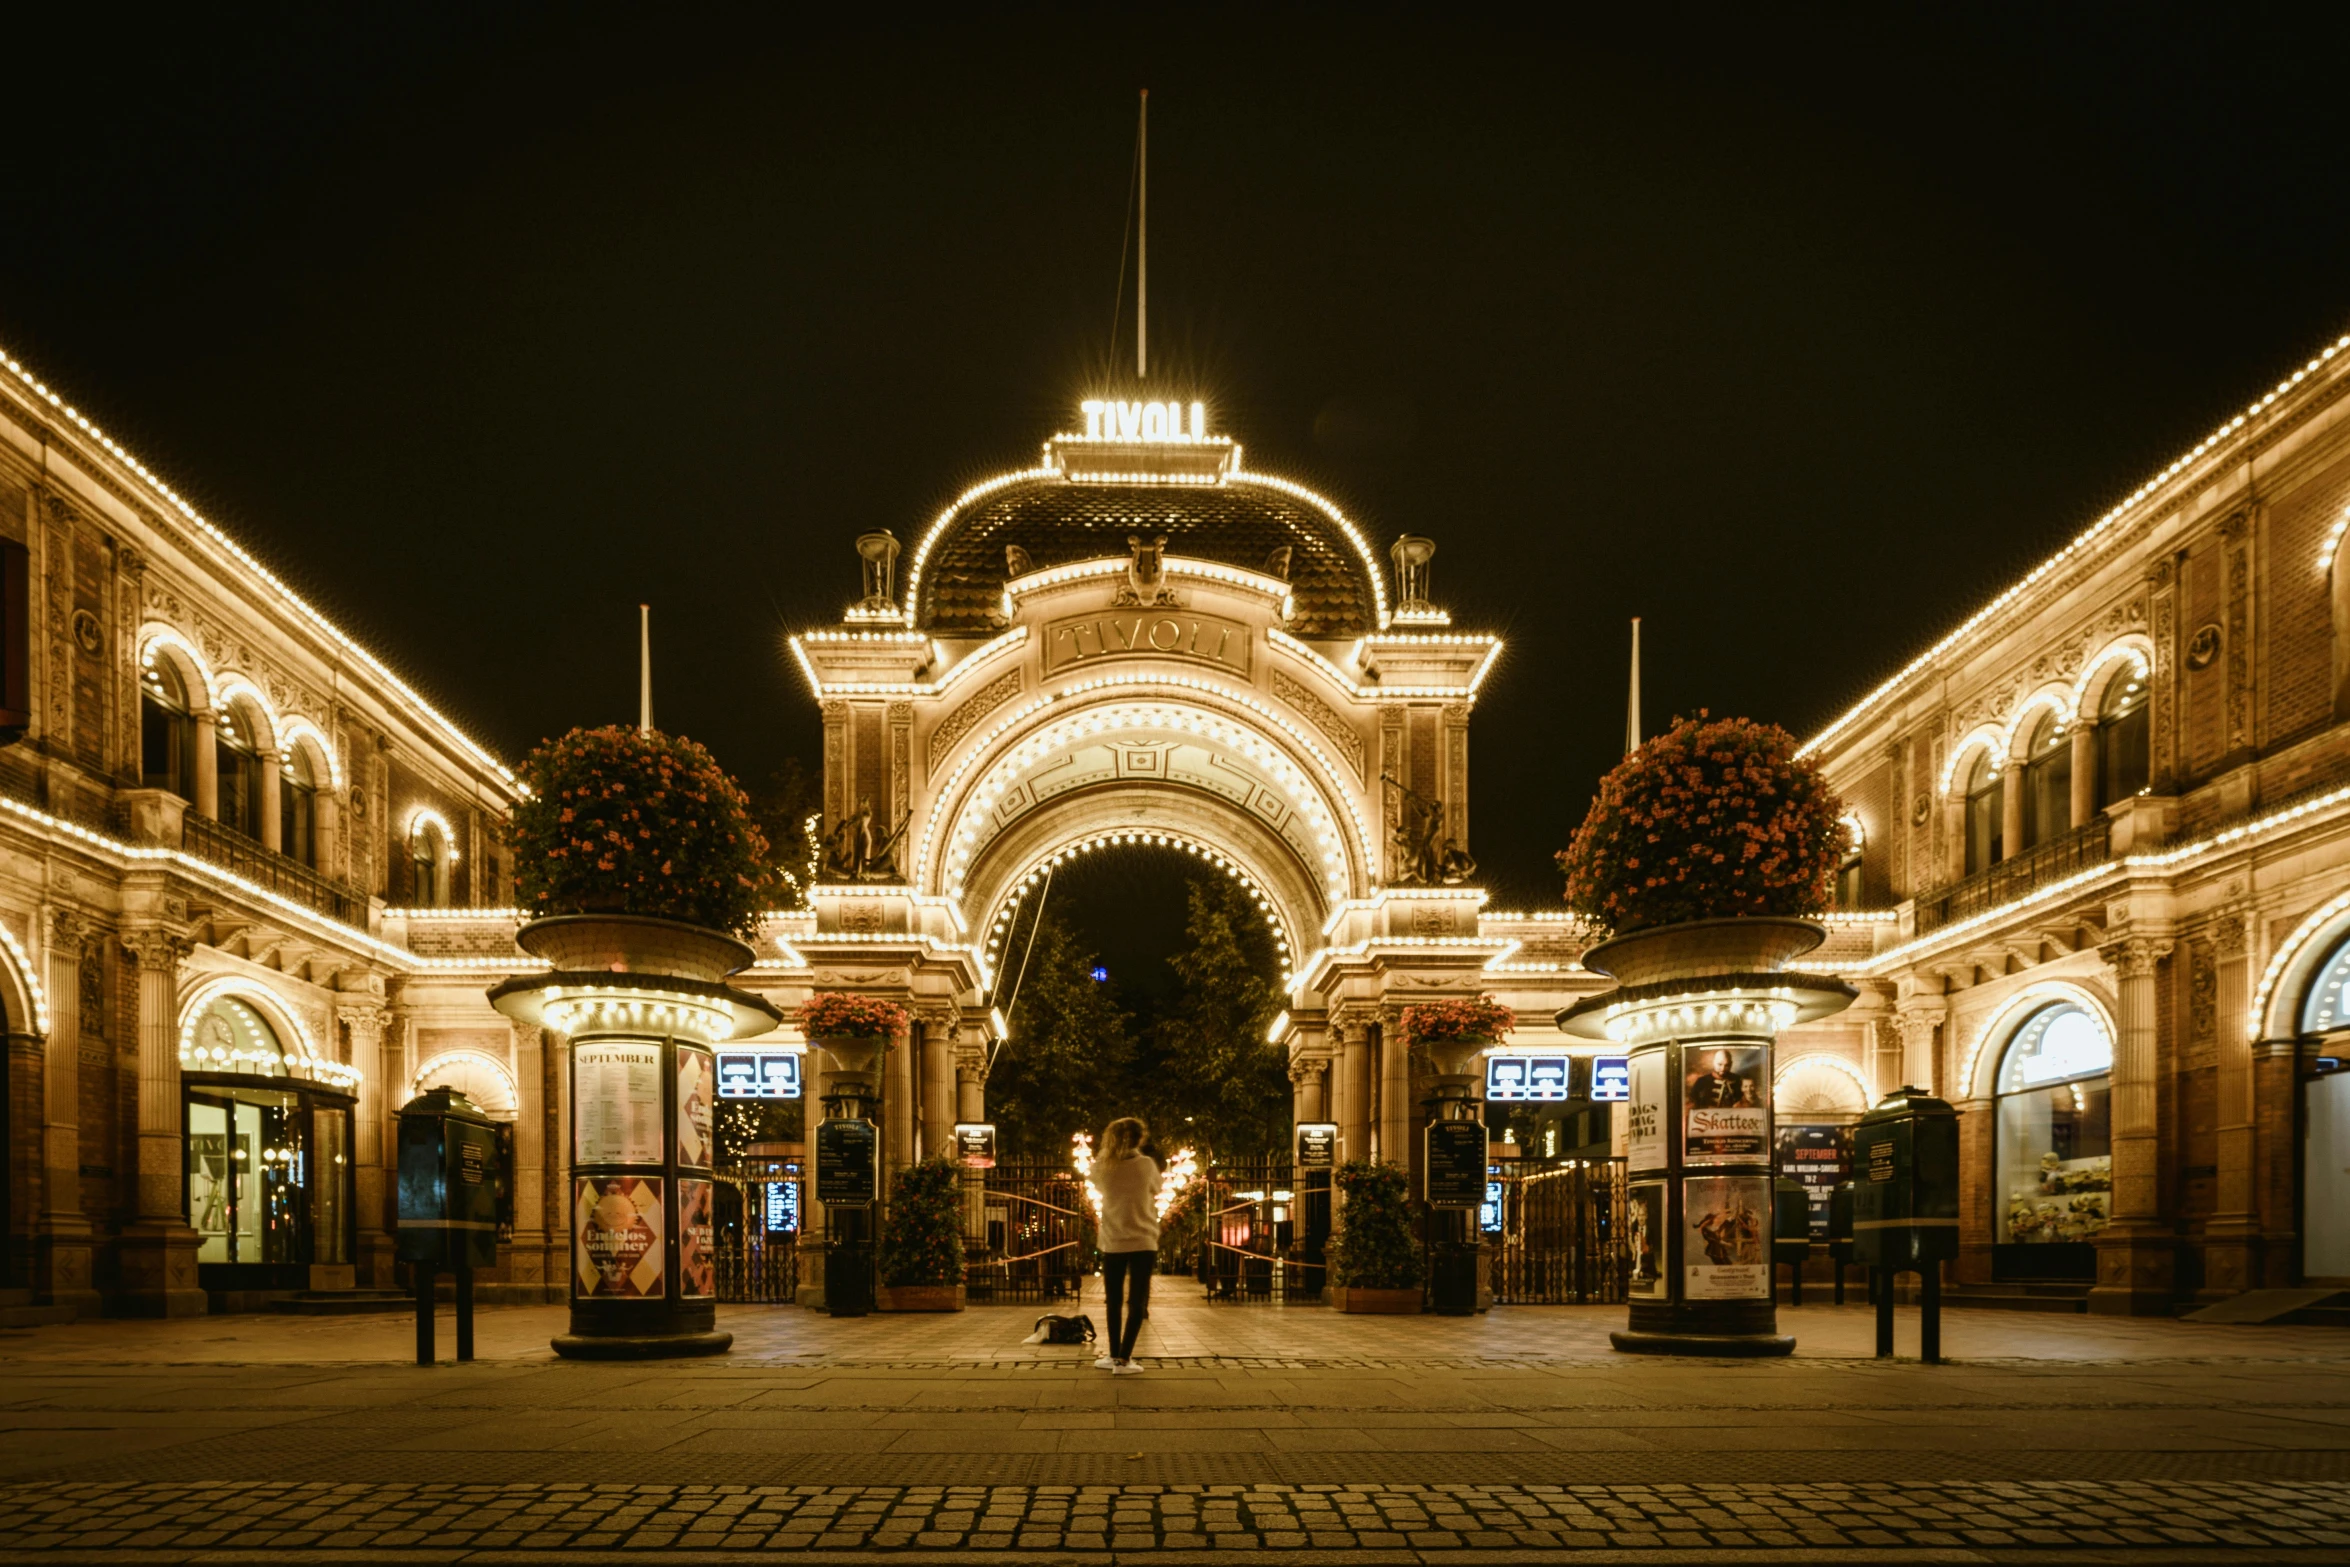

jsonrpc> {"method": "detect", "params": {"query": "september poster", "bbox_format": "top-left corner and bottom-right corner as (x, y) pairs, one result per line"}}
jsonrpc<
(1683, 1044), (1769, 1164)
(1681, 1174), (1772, 1300)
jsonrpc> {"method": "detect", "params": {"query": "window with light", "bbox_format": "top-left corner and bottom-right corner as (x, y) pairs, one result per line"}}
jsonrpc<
(1993, 1001), (2113, 1259)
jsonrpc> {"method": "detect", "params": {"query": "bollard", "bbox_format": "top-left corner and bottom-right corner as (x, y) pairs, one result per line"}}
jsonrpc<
(414, 1265), (436, 1366)
(455, 1265), (475, 1364)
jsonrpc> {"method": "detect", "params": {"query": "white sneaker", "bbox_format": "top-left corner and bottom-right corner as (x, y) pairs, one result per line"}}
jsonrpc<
(1112, 1359), (1146, 1375)
(1092, 1355), (1117, 1369)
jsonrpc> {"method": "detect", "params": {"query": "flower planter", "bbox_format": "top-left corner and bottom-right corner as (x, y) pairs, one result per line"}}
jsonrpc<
(1332, 1285), (1421, 1314)
(514, 913), (754, 983)
(1579, 915), (1824, 989)
(877, 1283), (966, 1312)
(810, 1034), (887, 1080)
(1421, 1035), (1492, 1081)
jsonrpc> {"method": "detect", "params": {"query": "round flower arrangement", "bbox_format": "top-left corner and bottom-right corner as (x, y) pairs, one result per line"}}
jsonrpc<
(799, 992), (909, 1039)
(1556, 712), (1844, 935)
(1398, 997), (1518, 1044)
(509, 725), (774, 938)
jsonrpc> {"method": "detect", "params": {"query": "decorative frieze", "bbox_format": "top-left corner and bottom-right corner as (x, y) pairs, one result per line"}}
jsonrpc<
(1269, 669), (1364, 781)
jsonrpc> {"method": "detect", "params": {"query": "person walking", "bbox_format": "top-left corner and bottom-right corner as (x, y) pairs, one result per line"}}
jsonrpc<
(1089, 1116), (1161, 1374)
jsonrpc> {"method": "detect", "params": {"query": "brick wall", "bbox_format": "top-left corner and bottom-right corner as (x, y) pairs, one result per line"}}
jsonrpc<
(2264, 451), (2350, 748)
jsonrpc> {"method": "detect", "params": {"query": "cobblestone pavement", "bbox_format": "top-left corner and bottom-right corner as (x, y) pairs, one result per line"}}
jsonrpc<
(4, 1292), (2349, 1558)
(2, 1478), (2346, 1561)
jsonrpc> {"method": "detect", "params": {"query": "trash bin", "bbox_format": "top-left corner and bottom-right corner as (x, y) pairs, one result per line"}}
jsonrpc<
(1852, 1087), (1960, 1271)
(395, 1087), (504, 1363)
(1431, 1240), (1480, 1316)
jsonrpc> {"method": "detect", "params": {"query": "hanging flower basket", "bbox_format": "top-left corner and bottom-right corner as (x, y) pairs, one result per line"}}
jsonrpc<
(801, 992), (908, 1079)
(1399, 997), (1517, 1079)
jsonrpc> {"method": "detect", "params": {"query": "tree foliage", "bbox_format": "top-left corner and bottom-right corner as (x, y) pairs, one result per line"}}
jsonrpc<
(987, 907), (1132, 1158)
(1144, 877), (1290, 1157)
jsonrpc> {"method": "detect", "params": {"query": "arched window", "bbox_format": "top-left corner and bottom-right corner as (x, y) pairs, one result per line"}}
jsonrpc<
(2298, 930), (2350, 1280)
(1993, 1000), (2113, 1275)
(140, 659), (197, 799)
(215, 703), (266, 839)
(1833, 816), (1865, 908)
(2020, 712), (2072, 849)
(280, 747), (318, 868)
(2096, 670), (2150, 809)
(1963, 749), (2003, 876)
(409, 817), (450, 907)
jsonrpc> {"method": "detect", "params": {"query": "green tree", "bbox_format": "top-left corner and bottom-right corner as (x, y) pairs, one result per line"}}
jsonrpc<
(746, 758), (824, 909)
(987, 908), (1134, 1157)
(1147, 877), (1289, 1157)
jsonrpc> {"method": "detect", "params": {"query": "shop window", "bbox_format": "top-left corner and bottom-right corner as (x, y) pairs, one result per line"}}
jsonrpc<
(1833, 816), (1865, 908)
(2020, 712), (2071, 848)
(2096, 673), (2150, 808)
(281, 747), (318, 868)
(1993, 1001), (2113, 1276)
(215, 704), (265, 839)
(140, 658), (197, 799)
(181, 994), (353, 1277)
(1962, 750), (2002, 875)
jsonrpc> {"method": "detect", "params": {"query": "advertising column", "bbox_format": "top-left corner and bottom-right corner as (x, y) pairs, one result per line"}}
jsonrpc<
(566, 1031), (721, 1352)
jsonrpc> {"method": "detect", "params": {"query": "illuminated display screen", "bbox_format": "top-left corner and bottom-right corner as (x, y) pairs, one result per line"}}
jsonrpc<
(1486, 1055), (1571, 1101)
(1589, 1057), (1631, 1102)
(716, 1048), (801, 1100)
(1480, 1180), (1504, 1233)
(765, 1179), (799, 1234)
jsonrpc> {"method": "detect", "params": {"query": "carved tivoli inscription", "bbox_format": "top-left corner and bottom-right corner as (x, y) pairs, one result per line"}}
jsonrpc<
(1042, 609), (1252, 677)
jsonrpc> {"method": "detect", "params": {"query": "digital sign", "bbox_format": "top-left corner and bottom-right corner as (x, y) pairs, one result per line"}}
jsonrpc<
(1486, 1055), (1571, 1101)
(955, 1123), (997, 1169)
(1294, 1122), (1338, 1169)
(764, 1178), (799, 1234)
(715, 1047), (800, 1100)
(1479, 1179), (1504, 1234)
(1590, 1056), (1631, 1102)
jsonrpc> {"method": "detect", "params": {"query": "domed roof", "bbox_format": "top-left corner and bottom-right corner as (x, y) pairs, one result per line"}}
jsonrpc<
(906, 470), (1387, 637)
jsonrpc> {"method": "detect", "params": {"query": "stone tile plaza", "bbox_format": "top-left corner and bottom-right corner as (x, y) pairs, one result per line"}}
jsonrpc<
(8, 16), (2350, 1563)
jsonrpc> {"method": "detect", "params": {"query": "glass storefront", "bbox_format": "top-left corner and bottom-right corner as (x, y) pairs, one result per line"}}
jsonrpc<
(180, 993), (356, 1287)
(1993, 1000), (2113, 1279)
(2298, 936), (2350, 1282)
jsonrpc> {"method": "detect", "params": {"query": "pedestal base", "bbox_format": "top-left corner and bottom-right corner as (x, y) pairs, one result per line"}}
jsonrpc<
(551, 1330), (733, 1360)
(32, 1221), (101, 1316)
(2089, 1223), (2177, 1316)
(114, 1221), (207, 1318)
(1611, 1328), (1795, 1357)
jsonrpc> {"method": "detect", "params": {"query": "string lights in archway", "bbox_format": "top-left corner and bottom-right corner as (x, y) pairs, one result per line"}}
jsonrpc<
(983, 828), (1296, 987)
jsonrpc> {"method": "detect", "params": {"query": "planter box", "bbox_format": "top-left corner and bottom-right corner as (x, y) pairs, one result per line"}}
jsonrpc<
(1331, 1285), (1421, 1314)
(1579, 915), (1823, 988)
(877, 1283), (966, 1312)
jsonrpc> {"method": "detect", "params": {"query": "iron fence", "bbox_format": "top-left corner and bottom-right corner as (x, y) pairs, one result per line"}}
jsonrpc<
(969, 1158), (1089, 1306)
(1170, 1158), (1331, 1305)
(713, 1167), (800, 1304)
(1916, 817), (2111, 936)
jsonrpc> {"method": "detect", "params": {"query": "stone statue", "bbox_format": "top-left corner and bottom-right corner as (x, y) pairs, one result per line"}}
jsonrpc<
(1005, 544), (1033, 577)
(1115, 533), (1178, 607)
(1262, 545), (1292, 581)
(1437, 838), (1478, 885)
(1381, 773), (1447, 886)
(824, 798), (911, 882)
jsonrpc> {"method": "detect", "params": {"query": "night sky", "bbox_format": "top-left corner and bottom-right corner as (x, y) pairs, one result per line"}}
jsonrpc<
(7, 8), (2350, 946)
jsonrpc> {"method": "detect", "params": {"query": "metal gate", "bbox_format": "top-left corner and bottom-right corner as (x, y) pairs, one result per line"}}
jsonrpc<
(970, 1158), (1089, 1305)
(1175, 1159), (1329, 1304)
(1487, 1156), (1628, 1304)
(713, 1164), (801, 1304)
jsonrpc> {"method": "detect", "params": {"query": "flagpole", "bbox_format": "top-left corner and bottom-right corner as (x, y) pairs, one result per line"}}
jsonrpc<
(639, 604), (653, 734)
(1137, 89), (1148, 381)
(1625, 617), (1641, 755)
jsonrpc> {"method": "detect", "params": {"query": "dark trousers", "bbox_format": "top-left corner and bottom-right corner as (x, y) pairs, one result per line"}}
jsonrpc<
(1102, 1250), (1153, 1360)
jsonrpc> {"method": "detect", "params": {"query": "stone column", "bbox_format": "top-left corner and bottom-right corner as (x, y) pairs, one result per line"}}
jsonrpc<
(884, 1025), (915, 1172)
(1289, 1055), (1327, 1126)
(1377, 1020), (1410, 1172)
(509, 1020), (550, 1295)
(920, 1018), (954, 1163)
(259, 757), (283, 853)
(338, 999), (393, 1286)
(1894, 1008), (1941, 1096)
(315, 794), (343, 881)
(118, 927), (204, 1316)
(1999, 770), (2024, 862)
(2205, 915), (2259, 1295)
(193, 715), (219, 821)
(954, 1039), (989, 1264)
(34, 911), (97, 1311)
(2069, 726), (2098, 828)
(1340, 1024), (1371, 1164)
(798, 1043), (830, 1307)
(2092, 935), (2174, 1314)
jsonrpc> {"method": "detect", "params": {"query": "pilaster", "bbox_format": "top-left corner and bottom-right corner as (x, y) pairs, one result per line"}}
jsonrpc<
(33, 910), (97, 1312)
(116, 925), (204, 1317)
(2092, 934), (2176, 1314)
(336, 993), (394, 1287)
(2203, 910), (2260, 1296)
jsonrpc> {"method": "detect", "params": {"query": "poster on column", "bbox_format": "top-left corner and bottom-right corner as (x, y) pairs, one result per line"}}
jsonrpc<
(676, 1046), (714, 1170)
(1681, 1174), (1772, 1299)
(574, 1176), (665, 1298)
(1683, 1044), (1769, 1165)
(574, 1041), (663, 1166)
(1627, 1051), (1667, 1171)
(677, 1178), (715, 1298)
(1626, 1180), (1669, 1301)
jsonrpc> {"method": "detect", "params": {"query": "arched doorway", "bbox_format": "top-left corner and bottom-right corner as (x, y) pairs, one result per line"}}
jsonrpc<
(1773, 1054), (1870, 1239)
(2293, 928), (2350, 1283)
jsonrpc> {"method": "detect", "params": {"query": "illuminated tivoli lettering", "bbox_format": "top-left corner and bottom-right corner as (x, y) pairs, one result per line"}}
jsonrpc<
(1079, 399), (1209, 443)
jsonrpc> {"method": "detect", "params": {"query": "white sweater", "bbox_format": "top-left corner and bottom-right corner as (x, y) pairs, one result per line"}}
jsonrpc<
(1093, 1153), (1162, 1254)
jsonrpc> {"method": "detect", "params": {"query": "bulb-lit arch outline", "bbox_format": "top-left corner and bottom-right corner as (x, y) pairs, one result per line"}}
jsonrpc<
(934, 698), (1361, 912)
(1956, 979), (2117, 1102)
(1772, 1051), (1874, 1110)
(896, 463), (1393, 632)
(2000, 686), (2074, 761)
(413, 1045), (518, 1111)
(212, 678), (282, 754)
(277, 717), (345, 790)
(2253, 890), (2350, 1041)
(2072, 636), (2154, 720)
(177, 973), (322, 1064)
(1940, 724), (2009, 796)
(920, 684), (1377, 905)
(980, 827), (1299, 985)
(137, 626), (218, 711)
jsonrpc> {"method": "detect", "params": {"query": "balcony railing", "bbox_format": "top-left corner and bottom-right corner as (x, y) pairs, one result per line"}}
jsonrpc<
(181, 812), (369, 927)
(1915, 816), (2113, 938)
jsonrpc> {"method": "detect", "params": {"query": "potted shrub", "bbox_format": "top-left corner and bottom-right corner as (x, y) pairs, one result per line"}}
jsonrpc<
(1329, 1159), (1423, 1313)
(1400, 996), (1518, 1082)
(877, 1155), (966, 1311)
(798, 992), (907, 1091)
(1555, 712), (1844, 983)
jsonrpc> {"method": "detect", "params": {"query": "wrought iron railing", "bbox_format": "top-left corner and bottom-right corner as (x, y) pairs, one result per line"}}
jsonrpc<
(181, 813), (369, 926)
(1485, 1155), (1628, 1305)
(970, 1158), (1090, 1305)
(1915, 817), (2112, 937)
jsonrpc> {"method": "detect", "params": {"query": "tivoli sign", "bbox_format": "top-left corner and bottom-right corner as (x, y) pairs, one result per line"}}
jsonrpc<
(1043, 608), (1252, 676)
